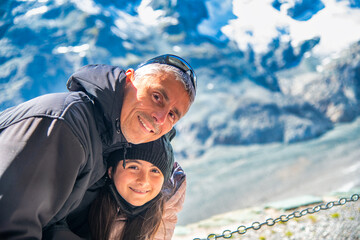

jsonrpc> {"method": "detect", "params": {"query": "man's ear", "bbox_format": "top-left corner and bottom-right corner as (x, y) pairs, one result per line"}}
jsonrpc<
(108, 167), (113, 179)
(125, 69), (135, 83)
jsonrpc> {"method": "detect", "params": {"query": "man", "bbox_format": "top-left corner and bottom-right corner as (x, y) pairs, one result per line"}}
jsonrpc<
(0, 54), (197, 239)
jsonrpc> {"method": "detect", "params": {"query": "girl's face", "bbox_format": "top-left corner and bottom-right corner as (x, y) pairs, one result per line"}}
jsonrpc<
(109, 159), (164, 206)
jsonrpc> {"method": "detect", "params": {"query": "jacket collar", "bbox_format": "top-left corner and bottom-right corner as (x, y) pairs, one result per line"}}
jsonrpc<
(66, 64), (129, 150)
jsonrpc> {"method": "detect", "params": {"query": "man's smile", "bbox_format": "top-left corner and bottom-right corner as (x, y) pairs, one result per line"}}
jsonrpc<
(138, 116), (154, 133)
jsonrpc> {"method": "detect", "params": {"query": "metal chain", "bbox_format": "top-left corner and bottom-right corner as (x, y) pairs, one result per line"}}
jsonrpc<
(193, 193), (360, 240)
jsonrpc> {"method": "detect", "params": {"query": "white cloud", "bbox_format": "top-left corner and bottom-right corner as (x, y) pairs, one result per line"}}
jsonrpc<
(223, 0), (360, 55)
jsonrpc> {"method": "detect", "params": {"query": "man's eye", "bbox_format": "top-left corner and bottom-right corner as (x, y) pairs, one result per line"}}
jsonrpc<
(127, 165), (138, 170)
(153, 93), (161, 102)
(169, 111), (175, 120)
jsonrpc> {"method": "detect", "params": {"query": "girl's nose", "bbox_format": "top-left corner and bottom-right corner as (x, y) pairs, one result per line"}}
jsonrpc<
(136, 171), (149, 185)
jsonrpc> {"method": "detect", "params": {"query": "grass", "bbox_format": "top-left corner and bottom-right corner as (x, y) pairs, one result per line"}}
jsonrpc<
(308, 215), (317, 223)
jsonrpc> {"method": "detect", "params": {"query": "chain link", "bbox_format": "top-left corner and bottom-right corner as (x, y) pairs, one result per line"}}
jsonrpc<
(193, 193), (359, 240)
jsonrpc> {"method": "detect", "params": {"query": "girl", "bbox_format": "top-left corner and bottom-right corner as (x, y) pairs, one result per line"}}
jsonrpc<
(89, 133), (186, 240)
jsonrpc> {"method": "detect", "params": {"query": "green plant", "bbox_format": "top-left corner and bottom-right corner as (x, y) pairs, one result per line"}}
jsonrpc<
(285, 231), (293, 237)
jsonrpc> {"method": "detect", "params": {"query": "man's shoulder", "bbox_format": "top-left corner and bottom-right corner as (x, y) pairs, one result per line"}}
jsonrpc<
(0, 91), (93, 129)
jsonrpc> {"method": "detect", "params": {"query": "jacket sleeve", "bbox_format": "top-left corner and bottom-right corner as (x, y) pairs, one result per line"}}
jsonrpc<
(42, 220), (87, 240)
(154, 173), (187, 240)
(0, 117), (86, 240)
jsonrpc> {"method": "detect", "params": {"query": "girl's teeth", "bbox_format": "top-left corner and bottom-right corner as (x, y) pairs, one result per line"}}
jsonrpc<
(132, 188), (147, 193)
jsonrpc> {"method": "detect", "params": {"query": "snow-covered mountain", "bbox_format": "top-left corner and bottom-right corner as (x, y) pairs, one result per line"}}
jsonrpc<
(1, 1), (359, 157)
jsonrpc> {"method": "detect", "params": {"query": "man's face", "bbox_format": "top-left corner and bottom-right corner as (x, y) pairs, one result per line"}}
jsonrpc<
(120, 69), (191, 144)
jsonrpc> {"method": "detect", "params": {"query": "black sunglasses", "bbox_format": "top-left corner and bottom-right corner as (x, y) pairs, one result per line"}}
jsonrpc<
(137, 54), (197, 93)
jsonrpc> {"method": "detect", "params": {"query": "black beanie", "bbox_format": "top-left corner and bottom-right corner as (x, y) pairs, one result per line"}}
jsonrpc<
(107, 128), (176, 181)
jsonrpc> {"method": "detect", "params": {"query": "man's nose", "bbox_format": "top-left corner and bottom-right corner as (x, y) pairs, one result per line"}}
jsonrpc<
(152, 109), (168, 125)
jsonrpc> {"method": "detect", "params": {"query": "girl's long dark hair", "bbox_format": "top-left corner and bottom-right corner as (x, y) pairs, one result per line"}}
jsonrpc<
(88, 175), (166, 240)
(120, 194), (165, 240)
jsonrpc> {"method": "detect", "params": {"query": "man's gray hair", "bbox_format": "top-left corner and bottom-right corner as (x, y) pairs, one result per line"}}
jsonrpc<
(134, 63), (195, 103)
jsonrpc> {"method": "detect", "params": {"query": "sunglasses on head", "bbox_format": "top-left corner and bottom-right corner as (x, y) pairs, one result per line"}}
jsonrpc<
(137, 54), (197, 93)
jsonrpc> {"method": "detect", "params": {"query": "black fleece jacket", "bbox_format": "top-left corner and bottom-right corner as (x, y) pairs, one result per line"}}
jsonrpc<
(0, 64), (130, 239)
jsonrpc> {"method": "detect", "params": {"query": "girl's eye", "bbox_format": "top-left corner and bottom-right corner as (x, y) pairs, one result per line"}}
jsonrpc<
(127, 165), (138, 170)
(151, 168), (160, 174)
